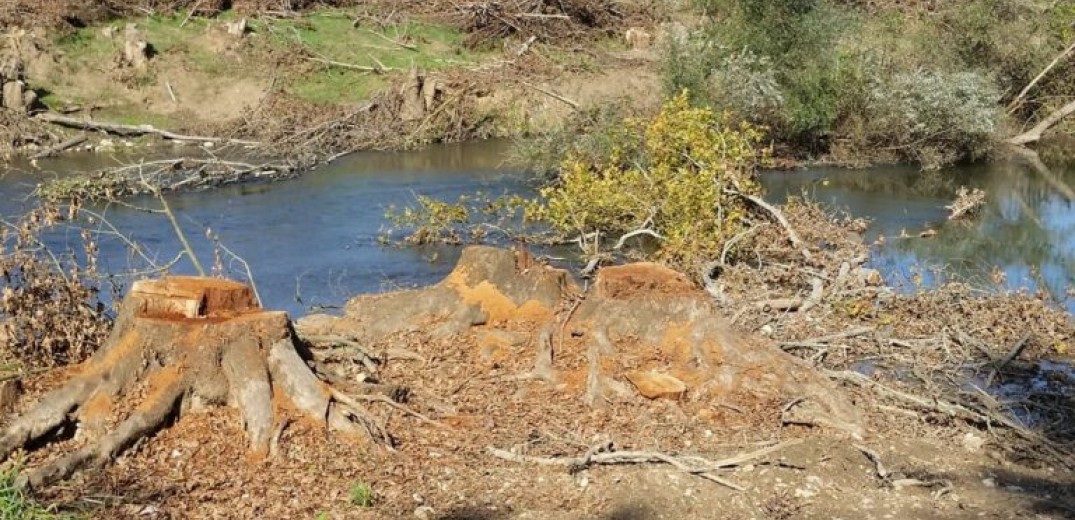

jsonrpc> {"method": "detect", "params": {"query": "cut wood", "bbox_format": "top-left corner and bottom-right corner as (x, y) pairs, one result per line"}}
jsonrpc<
(34, 113), (261, 146)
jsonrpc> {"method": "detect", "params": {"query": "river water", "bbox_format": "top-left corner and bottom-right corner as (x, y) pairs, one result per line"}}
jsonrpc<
(1, 141), (1073, 316)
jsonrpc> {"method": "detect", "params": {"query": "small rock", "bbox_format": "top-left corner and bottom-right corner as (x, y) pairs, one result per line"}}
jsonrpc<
(961, 432), (986, 452)
(794, 487), (817, 498)
(760, 324), (774, 336)
(414, 506), (435, 520)
(624, 370), (687, 400)
(982, 477), (996, 488)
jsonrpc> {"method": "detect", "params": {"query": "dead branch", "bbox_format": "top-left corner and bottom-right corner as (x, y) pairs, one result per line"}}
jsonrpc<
(520, 81), (579, 109)
(34, 113), (261, 146)
(612, 228), (663, 250)
(733, 191), (812, 261)
(487, 439), (804, 492)
(1007, 39), (1075, 113)
(31, 135), (87, 160)
(304, 56), (395, 74)
(39, 158), (300, 201)
(1008, 98), (1075, 146)
(780, 327), (874, 349)
(360, 28), (418, 51)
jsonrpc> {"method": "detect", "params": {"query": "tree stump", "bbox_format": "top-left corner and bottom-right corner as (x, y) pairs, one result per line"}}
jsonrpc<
(300, 247), (867, 439)
(0, 277), (377, 489)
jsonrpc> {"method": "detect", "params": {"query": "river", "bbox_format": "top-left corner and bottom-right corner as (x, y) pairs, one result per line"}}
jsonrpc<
(1, 141), (1073, 316)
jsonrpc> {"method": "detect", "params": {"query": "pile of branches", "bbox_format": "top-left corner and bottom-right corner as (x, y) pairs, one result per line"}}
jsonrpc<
(37, 158), (300, 201)
(452, 0), (626, 47)
(0, 202), (112, 367)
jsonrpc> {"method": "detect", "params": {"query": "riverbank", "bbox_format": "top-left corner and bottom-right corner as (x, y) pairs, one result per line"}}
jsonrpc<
(0, 1), (666, 166)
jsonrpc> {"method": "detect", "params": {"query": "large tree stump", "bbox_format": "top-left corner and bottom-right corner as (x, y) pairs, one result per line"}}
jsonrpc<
(300, 247), (866, 439)
(0, 277), (376, 489)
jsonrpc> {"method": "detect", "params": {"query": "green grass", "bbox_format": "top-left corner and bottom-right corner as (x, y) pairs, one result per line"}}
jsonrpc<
(0, 467), (77, 520)
(257, 10), (490, 104)
(348, 482), (374, 508)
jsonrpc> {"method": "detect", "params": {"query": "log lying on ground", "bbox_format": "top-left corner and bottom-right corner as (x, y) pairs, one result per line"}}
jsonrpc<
(298, 246), (866, 439)
(34, 112), (261, 146)
(1008, 99), (1075, 146)
(0, 277), (380, 489)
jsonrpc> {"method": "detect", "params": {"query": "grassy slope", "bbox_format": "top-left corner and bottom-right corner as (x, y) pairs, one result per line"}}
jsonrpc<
(35, 9), (491, 121)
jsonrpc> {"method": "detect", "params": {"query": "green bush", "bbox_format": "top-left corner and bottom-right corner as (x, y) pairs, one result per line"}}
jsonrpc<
(524, 92), (767, 273)
(863, 70), (1002, 169)
(667, 0), (1075, 166)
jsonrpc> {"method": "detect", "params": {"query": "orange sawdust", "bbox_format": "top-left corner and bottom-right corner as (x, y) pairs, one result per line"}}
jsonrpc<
(445, 269), (554, 323)
(136, 366), (185, 412)
(658, 322), (695, 363)
(595, 262), (696, 299)
(80, 390), (113, 423)
(80, 328), (142, 378)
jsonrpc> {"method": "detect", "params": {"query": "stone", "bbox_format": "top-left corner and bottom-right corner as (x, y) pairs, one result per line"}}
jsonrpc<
(2, 80), (24, 111)
(625, 370), (687, 400)
(961, 432), (986, 452)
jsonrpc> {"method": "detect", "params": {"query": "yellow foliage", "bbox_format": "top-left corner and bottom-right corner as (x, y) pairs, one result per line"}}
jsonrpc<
(527, 92), (767, 274)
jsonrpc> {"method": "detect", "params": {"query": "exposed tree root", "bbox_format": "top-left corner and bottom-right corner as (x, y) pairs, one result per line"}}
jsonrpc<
(0, 277), (382, 489)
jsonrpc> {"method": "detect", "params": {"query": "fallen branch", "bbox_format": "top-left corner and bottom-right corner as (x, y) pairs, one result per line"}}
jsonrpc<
(34, 113), (261, 146)
(733, 191), (812, 261)
(780, 327), (874, 349)
(520, 81), (579, 109)
(31, 135), (87, 160)
(1008, 98), (1075, 146)
(304, 56), (395, 74)
(487, 439), (803, 492)
(360, 28), (418, 51)
(1007, 39), (1075, 114)
(38, 158), (300, 201)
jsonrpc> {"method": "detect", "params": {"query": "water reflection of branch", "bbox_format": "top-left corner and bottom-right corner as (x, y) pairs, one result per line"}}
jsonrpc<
(1011, 147), (1075, 201)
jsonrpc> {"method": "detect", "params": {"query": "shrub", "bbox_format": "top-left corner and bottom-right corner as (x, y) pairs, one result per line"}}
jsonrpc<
(524, 92), (766, 273)
(0, 202), (112, 368)
(864, 70), (1002, 168)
